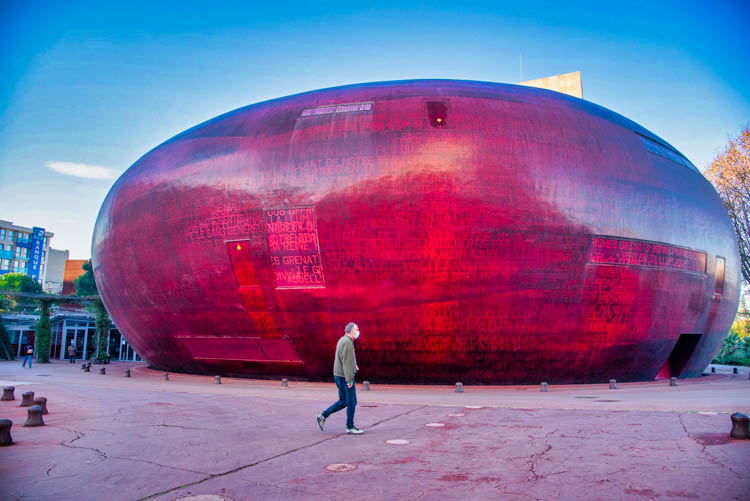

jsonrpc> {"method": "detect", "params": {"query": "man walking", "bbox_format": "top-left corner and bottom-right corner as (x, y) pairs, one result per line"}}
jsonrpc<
(317, 322), (363, 434)
(67, 341), (76, 363)
(21, 344), (33, 368)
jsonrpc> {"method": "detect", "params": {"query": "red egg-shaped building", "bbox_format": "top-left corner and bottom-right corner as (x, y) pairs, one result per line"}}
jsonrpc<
(92, 80), (740, 384)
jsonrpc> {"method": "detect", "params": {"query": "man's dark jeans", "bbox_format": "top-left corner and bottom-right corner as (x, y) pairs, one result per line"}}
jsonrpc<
(322, 376), (357, 429)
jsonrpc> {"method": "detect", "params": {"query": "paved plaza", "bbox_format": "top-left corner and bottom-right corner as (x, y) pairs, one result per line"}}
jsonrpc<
(0, 360), (748, 501)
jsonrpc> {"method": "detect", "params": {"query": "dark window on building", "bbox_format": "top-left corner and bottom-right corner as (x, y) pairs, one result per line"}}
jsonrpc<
(714, 257), (725, 297)
(427, 101), (448, 128)
(635, 132), (698, 173)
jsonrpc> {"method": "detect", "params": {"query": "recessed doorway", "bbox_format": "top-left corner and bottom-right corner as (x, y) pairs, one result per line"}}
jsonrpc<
(657, 333), (702, 378)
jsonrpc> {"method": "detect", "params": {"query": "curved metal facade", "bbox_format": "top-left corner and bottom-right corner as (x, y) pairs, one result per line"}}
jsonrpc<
(92, 80), (740, 383)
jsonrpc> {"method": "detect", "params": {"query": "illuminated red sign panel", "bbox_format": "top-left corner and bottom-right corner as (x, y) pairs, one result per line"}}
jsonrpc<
(266, 207), (325, 288)
(590, 236), (706, 274)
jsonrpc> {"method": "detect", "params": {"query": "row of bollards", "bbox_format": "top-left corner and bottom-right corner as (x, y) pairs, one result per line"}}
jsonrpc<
(0, 389), (51, 445)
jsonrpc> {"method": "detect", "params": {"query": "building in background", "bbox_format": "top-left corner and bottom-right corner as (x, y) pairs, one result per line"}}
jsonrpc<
(1, 310), (141, 362)
(517, 70), (583, 98)
(62, 259), (88, 295)
(43, 248), (69, 294)
(0, 220), (54, 287)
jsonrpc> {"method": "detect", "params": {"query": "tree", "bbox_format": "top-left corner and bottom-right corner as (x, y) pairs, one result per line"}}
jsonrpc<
(0, 272), (43, 293)
(74, 261), (98, 296)
(35, 300), (52, 363)
(704, 126), (750, 283)
(74, 260), (110, 361)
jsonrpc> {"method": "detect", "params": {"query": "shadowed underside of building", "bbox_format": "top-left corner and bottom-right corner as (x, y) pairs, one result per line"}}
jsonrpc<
(92, 79), (740, 384)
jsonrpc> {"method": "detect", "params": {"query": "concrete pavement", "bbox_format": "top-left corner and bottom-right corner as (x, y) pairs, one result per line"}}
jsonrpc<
(0, 360), (748, 500)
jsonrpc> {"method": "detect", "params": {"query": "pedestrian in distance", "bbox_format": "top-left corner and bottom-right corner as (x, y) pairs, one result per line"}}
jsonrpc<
(67, 341), (76, 363)
(22, 344), (33, 368)
(317, 322), (363, 434)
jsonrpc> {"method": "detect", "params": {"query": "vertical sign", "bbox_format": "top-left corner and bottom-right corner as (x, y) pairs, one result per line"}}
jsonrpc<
(29, 227), (45, 282)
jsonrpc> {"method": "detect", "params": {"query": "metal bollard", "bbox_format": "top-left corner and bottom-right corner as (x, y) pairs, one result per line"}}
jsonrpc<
(609, 379), (617, 390)
(363, 381), (371, 391)
(669, 377), (678, 387)
(20, 391), (35, 407)
(83, 364), (90, 372)
(81, 363), (87, 370)
(1, 386), (15, 401)
(214, 375), (221, 384)
(162, 372), (169, 381)
(281, 378), (288, 388)
(711, 366), (716, 373)
(33, 397), (48, 415)
(455, 382), (463, 393)
(124, 368), (131, 378)
(540, 382), (549, 392)
(99, 367), (106, 375)
(0, 419), (11, 446)
(733, 367), (739, 374)
(24, 405), (44, 427)
(729, 412), (749, 439)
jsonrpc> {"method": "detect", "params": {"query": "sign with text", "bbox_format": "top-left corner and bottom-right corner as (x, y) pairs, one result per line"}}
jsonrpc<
(590, 236), (706, 274)
(266, 208), (325, 289)
(28, 227), (45, 282)
(300, 102), (372, 117)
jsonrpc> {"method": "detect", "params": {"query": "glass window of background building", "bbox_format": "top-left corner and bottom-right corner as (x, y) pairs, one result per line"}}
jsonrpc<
(0, 229), (5, 240)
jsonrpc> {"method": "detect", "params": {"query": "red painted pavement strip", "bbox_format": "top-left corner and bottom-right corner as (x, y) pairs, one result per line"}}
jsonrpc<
(0, 360), (748, 501)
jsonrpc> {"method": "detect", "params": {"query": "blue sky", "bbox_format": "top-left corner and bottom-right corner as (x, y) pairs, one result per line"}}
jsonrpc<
(1, 1), (748, 258)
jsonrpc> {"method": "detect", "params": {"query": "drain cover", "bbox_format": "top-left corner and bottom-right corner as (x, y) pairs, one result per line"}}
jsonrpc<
(325, 463), (357, 472)
(425, 422), (445, 427)
(386, 439), (410, 445)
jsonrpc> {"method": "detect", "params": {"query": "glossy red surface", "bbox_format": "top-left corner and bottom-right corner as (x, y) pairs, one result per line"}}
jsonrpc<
(92, 80), (740, 383)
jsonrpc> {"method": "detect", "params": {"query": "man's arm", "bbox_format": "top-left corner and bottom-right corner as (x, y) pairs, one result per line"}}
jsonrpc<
(341, 342), (355, 387)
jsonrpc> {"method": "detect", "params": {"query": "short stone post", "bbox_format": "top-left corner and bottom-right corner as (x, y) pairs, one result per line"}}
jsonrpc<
(24, 405), (44, 427)
(363, 381), (371, 391)
(609, 379), (617, 390)
(729, 412), (749, 439)
(81, 363), (87, 370)
(540, 382), (549, 392)
(711, 366), (716, 373)
(162, 372), (169, 381)
(124, 368), (131, 378)
(20, 391), (35, 407)
(669, 377), (678, 387)
(281, 378), (288, 388)
(83, 364), (90, 372)
(455, 382), (463, 393)
(33, 397), (48, 415)
(1, 386), (15, 401)
(99, 367), (106, 375)
(733, 367), (739, 374)
(214, 376), (221, 384)
(0, 419), (12, 446)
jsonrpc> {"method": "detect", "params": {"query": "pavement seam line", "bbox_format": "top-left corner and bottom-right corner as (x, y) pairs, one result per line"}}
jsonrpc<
(139, 404), (428, 500)
(676, 413), (750, 479)
(50, 425), (209, 476)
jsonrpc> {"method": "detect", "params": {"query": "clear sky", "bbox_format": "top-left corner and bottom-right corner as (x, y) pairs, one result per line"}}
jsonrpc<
(1, 0), (748, 259)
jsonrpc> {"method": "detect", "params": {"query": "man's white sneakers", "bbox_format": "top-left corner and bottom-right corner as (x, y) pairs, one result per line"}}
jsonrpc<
(346, 427), (364, 435)
(316, 414), (326, 431)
